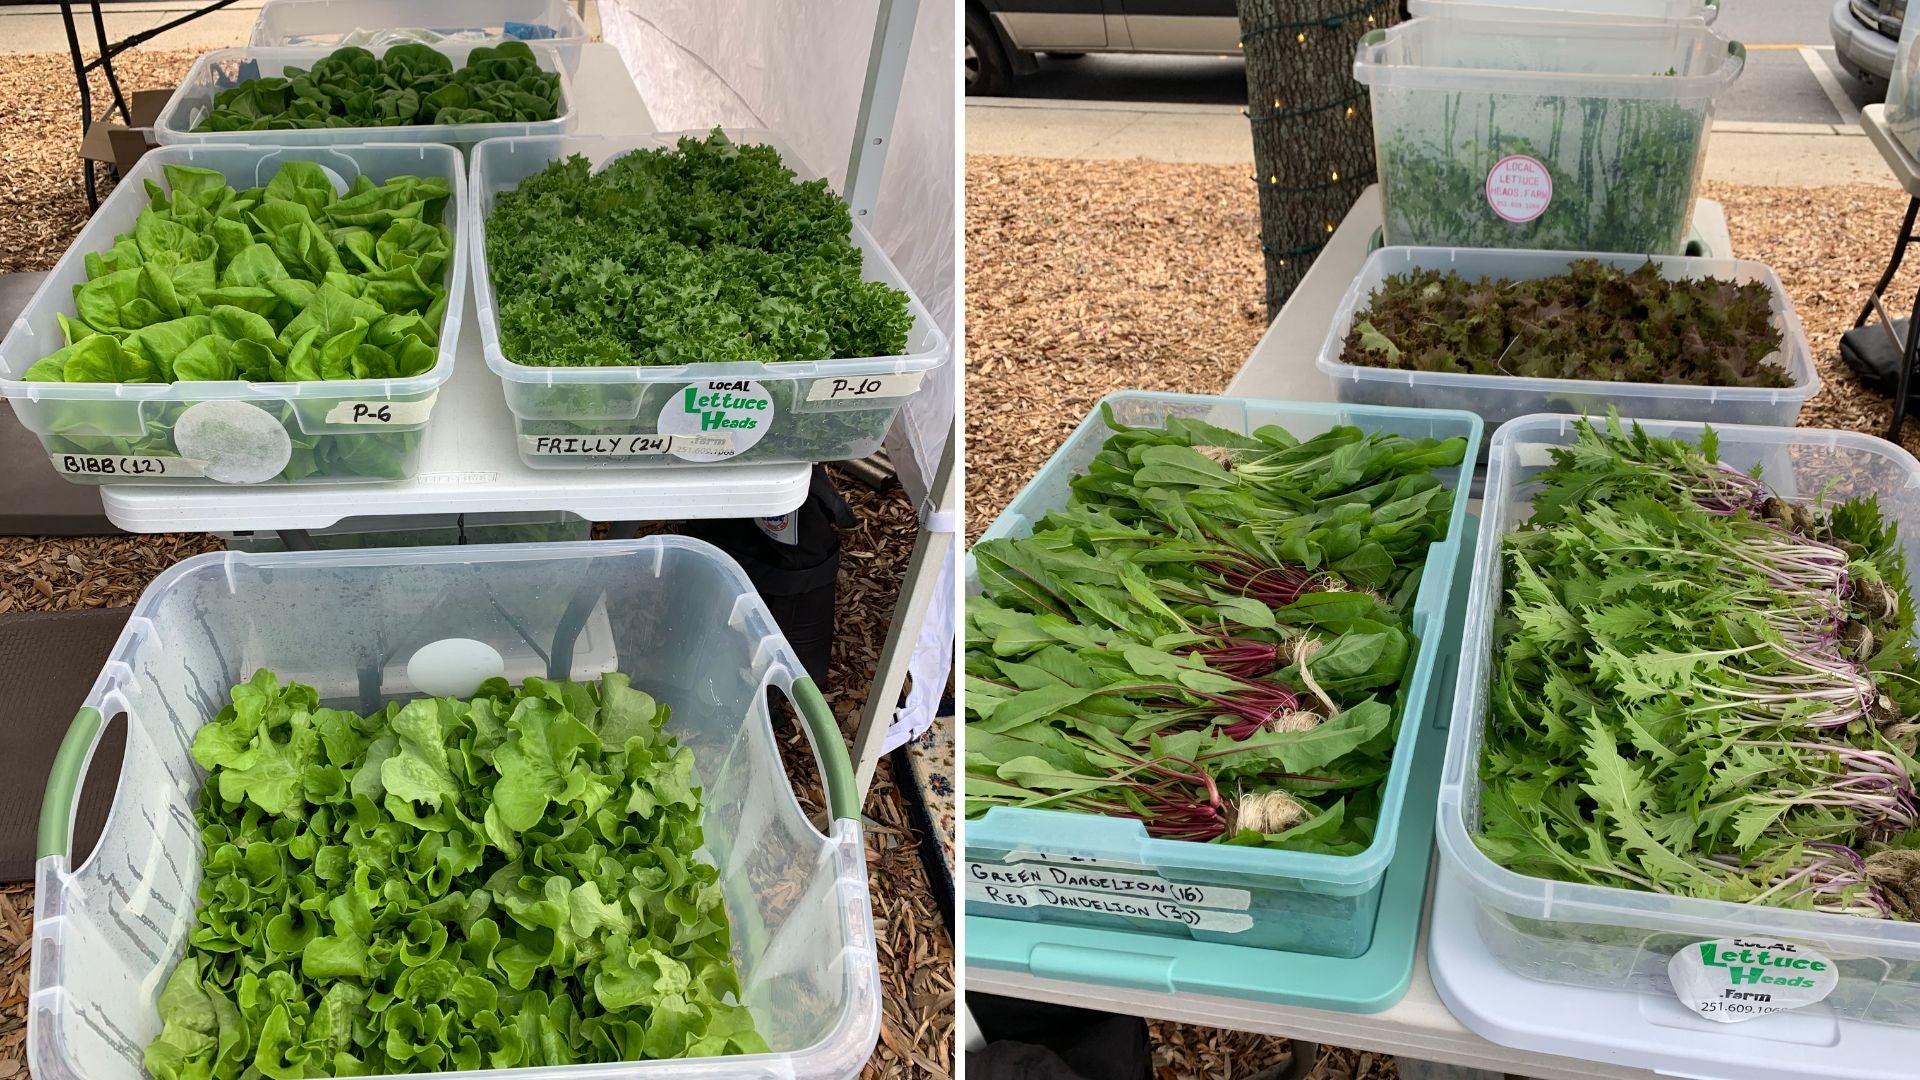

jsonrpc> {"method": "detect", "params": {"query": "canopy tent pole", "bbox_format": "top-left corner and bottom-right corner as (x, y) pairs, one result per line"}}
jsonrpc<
(852, 422), (955, 797)
(842, 0), (953, 801)
(845, 0), (920, 220)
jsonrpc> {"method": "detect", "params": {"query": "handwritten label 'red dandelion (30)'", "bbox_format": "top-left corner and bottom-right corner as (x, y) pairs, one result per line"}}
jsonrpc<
(1486, 154), (1552, 223)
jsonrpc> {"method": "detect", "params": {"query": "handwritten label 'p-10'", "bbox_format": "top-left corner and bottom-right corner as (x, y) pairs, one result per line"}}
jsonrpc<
(805, 372), (926, 402)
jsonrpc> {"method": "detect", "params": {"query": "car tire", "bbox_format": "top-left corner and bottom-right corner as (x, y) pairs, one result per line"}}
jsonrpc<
(966, 9), (1013, 96)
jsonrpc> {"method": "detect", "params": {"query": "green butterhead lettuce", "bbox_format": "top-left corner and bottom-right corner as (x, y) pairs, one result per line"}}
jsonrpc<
(26, 162), (452, 388)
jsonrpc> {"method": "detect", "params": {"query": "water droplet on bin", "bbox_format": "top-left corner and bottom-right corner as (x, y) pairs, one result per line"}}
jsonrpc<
(407, 638), (506, 698)
(173, 400), (294, 484)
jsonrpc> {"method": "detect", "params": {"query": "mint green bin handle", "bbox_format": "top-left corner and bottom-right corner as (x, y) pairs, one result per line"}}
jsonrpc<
(39, 706), (104, 860)
(791, 677), (859, 823)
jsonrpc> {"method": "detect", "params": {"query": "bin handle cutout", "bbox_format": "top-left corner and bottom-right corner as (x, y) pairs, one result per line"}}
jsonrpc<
(789, 676), (860, 823)
(38, 706), (103, 860)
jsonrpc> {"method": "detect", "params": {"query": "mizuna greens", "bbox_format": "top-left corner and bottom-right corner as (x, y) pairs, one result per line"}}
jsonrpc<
(966, 407), (1465, 851)
(1480, 415), (1920, 920)
(145, 671), (763, 1080)
(483, 129), (912, 368)
(26, 162), (452, 385)
(195, 42), (560, 132)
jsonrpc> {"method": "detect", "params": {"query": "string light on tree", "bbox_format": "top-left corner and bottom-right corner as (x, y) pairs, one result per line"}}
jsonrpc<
(1239, 0), (1396, 309)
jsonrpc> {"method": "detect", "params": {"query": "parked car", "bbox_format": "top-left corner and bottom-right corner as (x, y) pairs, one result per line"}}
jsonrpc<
(965, 1), (1238, 95)
(1833, 0), (1903, 87)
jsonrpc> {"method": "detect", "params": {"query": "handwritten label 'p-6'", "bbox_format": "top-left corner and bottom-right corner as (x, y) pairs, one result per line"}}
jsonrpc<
(323, 397), (436, 425)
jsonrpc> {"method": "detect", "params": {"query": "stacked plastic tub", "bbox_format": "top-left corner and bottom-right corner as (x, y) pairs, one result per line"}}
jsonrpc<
(965, 391), (1482, 1009)
(468, 130), (948, 469)
(0, 1), (576, 487)
(29, 539), (881, 1080)
(1355, 5), (1920, 1072)
(1329, 3), (1821, 450)
(1354, 4), (1741, 255)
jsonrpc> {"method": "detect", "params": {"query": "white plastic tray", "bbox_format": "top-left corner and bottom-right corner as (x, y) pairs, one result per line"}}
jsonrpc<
(249, 0), (587, 72)
(1316, 247), (1818, 441)
(468, 130), (948, 469)
(1439, 413), (1920, 1027)
(153, 40), (575, 148)
(0, 142), (466, 487)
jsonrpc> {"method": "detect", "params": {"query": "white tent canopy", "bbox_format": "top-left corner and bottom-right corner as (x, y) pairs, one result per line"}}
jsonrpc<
(600, 0), (957, 767)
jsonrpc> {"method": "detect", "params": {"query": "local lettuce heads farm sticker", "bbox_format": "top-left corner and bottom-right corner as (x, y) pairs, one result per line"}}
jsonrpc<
(1486, 154), (1552, 223)
(658, 379), (774, 461)
(1667, 937), (1838, 1024)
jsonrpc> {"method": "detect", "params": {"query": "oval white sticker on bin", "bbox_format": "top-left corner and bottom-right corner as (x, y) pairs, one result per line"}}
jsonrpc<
(1486, 154), (1552, 223)
(657, 380), (774, 462)
(1667, 937), (1839, 1024)
(173, 400), (293, 484)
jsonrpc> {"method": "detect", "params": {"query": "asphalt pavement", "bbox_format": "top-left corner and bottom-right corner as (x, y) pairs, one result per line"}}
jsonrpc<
(981, 3), (1882, 127)
(967, 6), (1899, 187)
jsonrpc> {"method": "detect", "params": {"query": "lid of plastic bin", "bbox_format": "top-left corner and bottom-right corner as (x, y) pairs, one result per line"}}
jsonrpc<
(1428, 864), (1920, 1079)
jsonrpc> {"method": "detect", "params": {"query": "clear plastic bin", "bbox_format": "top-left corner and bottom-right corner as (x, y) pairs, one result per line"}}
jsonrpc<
(1354, 18), (1744, 255)
(1315, 247), (1817, 455)
(220, 510), (590, 551)
(29, 537), (881, 1080)
(0, 142), (466, 487)
(965, 391), (1482, 956)
(1888, 15), (1920, 159)
(469, 130), (948, 469)
(1439, 414), (1920, 1027)
(153, 40), (574, 149)
(249, 0), (587, 73)
(1406, 0), (1717, 23)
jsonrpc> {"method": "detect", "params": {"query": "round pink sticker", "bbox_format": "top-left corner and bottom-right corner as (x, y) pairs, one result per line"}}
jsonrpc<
(1485, 155), (1552, 223)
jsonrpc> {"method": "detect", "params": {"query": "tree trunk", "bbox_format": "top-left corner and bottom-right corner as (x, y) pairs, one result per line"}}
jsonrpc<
(1236, 0), (1399, 317)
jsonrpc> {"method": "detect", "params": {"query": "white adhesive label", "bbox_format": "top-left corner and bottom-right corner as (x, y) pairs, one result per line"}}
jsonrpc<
(54, 453), (207, 479)
(805, 371), (925, 402)
(965, 879), (1254, 933)
(323, 395), (436, 425)
(967, 860), (1250, 911)
(517, 433), (732, 457)
(1486, 154), (1552, 223)
(1667, 938), (1839, 1024)
(657, 379), (773, 461)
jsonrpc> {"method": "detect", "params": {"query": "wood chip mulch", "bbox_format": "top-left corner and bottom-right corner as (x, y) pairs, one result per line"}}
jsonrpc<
(964, 154), (1920, 1078)
(964, 154), (1268, 542)
(1702, 179), (1920, 449)
(0, 44), (951, 1080)
(0, 49), (206, 275)
(0, 533), (223, 613)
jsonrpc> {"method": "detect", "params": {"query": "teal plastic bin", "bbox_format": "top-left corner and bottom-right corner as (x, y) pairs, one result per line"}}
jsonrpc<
(964, 391), (1482, 957)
